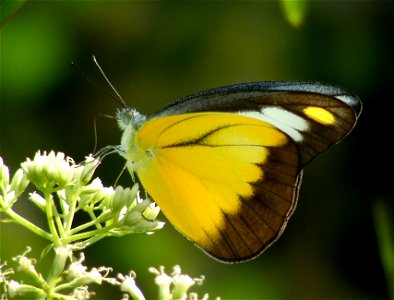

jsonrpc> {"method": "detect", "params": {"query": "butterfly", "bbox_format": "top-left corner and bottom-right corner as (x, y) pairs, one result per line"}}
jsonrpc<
(116, 81), (362, 262)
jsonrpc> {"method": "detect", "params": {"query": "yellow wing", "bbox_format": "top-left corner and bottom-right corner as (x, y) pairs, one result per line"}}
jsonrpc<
(129, 112), (300, 261)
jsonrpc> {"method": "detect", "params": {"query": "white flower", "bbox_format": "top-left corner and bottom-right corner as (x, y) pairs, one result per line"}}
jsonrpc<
(118, 272), (146, 300)
(150, 266), (173, 299)
(7, 280), (21, 297)
(67, 253), (88, 279)
(13, 247), (37, 275)
(66, 253), (110, 286)
(70, 286), (92, 300)
(150, 266), (207, 300)
(21, 151), (75, 191)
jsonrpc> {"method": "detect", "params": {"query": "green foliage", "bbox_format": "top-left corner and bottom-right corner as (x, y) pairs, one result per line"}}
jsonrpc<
(0, 0), (28, 28)
(280, 0), (309, 28)
(372, 198), (393, 299)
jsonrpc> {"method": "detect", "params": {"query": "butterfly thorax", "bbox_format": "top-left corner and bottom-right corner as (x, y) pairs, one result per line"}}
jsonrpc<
(117, 108), (148, 173)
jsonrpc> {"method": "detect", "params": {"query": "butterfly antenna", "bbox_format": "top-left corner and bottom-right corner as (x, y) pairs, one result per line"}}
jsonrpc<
(92, 117), (99, 154)
(92, 55), (128, 108)
(70, 61), (120, 103)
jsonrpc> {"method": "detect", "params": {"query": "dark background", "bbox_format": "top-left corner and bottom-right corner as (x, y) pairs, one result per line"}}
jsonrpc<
(1, 1), (392, 299)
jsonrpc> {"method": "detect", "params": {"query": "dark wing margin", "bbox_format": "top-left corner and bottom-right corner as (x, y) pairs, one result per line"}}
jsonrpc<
(153, 81), (362, 119)
(203, 141), (303, 262)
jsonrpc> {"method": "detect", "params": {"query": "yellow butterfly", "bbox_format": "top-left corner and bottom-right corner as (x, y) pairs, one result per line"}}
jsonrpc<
(116, 81), (361, 262)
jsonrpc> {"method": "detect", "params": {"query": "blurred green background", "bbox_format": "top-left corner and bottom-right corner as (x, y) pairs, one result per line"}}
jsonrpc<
(1, 1), (392, 299)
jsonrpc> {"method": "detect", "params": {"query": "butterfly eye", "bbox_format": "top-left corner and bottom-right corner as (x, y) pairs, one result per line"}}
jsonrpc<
(117, 108), (147, 129)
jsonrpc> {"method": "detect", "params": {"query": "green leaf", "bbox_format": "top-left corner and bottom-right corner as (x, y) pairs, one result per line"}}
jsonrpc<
(0, 0), (29, 28)
(280, 0), (309, 28)
(372, 198), (393, 299)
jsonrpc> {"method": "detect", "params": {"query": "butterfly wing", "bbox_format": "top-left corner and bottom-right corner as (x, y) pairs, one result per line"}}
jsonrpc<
(154, 82), (362, 165)
(124, 82), (361, 262)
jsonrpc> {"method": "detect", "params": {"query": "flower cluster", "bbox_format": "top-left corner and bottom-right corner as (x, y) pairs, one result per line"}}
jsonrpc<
(0, 151), (217, 299)
(0, 151), (164, 251)
(1, 249), (216, 300)
(0, 151), (165, 299)
(2, 247), (116, 299)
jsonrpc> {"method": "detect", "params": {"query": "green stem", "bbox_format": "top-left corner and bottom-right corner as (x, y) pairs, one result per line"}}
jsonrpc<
(53, 275), (94, 293)
(66, 226), (110, 243)
(1, 207), (52, 241)
(51, 201), (66, 238)
(75, 232), (108, 249)
(50, 292), (75, 300)
(65, 223), (119, 249)
(372, 198), (393, 300)
(27, 269), (49, 291)
(45, 192), (61, 246)
(63, 192), (78, 234)
(69, 210), (112, 235)
(87, 209), (104, 229)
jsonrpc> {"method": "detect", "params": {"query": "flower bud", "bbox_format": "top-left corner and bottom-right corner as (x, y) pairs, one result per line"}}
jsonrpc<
(10, 169), (29, 197)
(80, 155), (100, 185)
(142, 203), (160, 221)
(0, 157), (10, 191)
(47, 246), (72, 283)
(29, 192), (46, 211)
(7, 281), (46, 298)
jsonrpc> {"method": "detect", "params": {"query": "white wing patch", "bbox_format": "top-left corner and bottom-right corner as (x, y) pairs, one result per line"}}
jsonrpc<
(239, 107), (310, 142)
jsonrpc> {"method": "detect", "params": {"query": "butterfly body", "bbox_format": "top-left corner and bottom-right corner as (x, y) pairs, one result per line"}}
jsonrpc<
(117, 81), (361, 262)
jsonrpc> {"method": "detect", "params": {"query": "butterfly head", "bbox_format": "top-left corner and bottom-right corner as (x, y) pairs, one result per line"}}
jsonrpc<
(116, 107), (147, 131)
